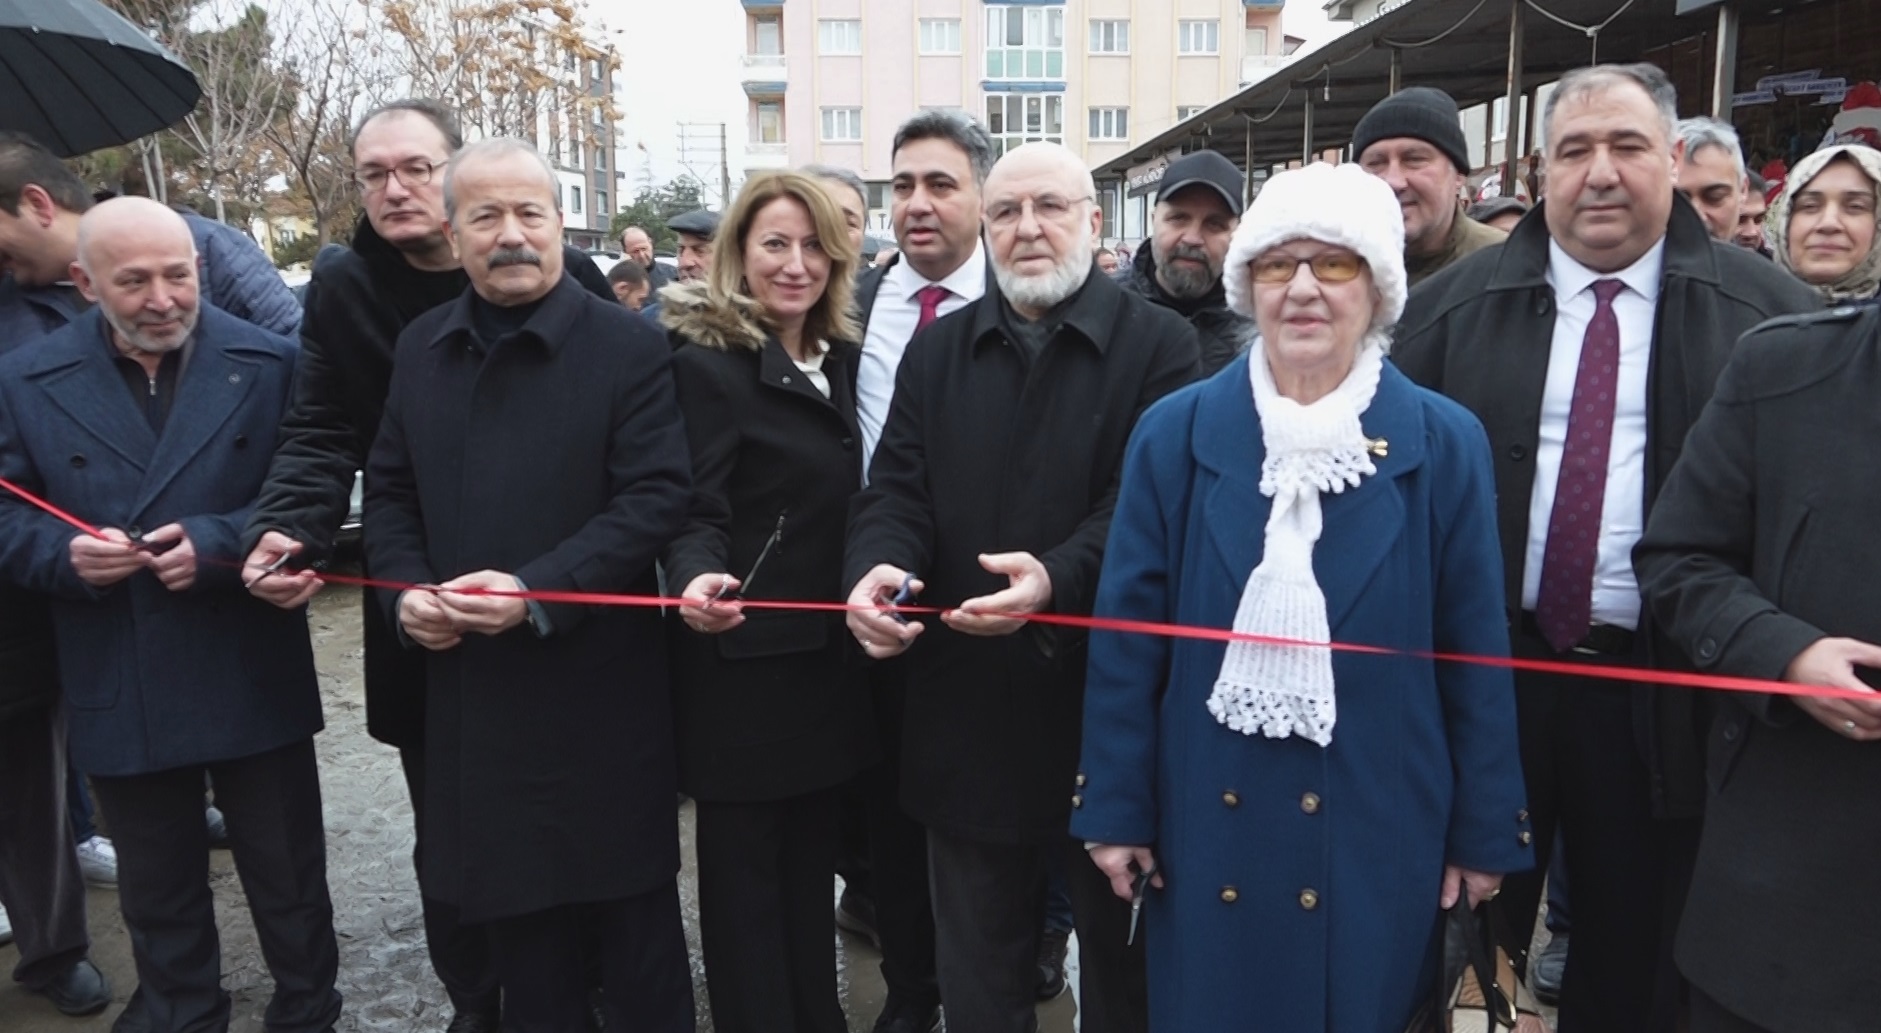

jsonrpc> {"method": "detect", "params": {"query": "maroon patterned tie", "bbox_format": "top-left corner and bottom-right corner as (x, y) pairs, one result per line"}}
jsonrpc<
(915, 284), (951, 332)
(1535, 278), (1626, 653)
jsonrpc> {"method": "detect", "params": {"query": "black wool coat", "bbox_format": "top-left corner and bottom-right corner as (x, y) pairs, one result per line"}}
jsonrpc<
(364, 275), (692, 923)
(1114, 243), (1253, 375)
(1635, 305), (1881, 1033)
(845, 268), (1201, 845)
(1392, 196), (1821, 818)
(244, 218), (614, 749)
(659, 286), (877, 802)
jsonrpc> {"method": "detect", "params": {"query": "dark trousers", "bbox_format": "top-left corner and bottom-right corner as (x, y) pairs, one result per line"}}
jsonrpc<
(1493, 630), (1697, 1033)
(399, 743), (500, 1017)
(0, 703), (91, 989)
(928, 830), (1139, 1033)
(485, 884), (693, 1033)
(695, 790), (846, 1033)
(1061, 840), (1147, 1033)
(90, 738), (341, 1033)
(863, 665), (940, 1013)
(1688, 987), (1776, 1033)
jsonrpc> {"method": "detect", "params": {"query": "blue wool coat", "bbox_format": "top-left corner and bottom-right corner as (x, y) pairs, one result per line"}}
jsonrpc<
(0, 307), (319, 776)
(1070, 355), (1533, 1033)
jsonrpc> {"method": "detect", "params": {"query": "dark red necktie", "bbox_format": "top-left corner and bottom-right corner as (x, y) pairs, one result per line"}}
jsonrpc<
(1535, 278), (1625, 653)
(915, 284), (951, 332)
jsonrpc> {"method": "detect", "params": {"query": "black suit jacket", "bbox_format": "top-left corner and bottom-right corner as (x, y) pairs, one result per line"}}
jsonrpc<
(1634, 304), (1881, 1030)
(1393, 196), (1821, 817)
(662, 315), (877, 802)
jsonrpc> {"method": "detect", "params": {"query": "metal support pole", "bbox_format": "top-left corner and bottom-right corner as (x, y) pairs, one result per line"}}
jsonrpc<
(1244, 117), (1257, 208)
(1302, 94), (1314, 164)
(1710, 3), (1740, 120)
(1501, 0), (1525, 197)
(1388, 48), (1403, 95)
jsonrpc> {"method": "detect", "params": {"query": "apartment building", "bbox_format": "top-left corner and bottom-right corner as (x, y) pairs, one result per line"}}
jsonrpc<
(740, 0), (1287, 237)
(538, 41), (625, 250)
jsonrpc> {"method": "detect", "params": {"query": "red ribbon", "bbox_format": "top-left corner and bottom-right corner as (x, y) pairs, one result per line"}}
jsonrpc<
(0, 475), (1871, 703)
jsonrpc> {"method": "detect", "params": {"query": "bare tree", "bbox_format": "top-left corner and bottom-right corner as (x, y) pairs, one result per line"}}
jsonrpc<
(166, 0), (296, 223)
(265, 0), (392, 244)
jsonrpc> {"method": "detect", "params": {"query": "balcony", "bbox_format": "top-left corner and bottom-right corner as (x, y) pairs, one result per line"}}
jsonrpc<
(741, 0), (783, 8)
(746, 141), (789, 169)
(1239, 54), (1291, 87)
(741, 53), (788, 95)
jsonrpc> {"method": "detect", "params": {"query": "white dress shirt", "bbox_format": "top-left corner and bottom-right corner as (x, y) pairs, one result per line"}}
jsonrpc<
(1521, 238), (1665, 631)
(857, 244), (987, 473)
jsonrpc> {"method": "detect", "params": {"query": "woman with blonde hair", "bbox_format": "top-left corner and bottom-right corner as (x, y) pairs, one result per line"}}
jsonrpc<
(656, 171), (874, 1032)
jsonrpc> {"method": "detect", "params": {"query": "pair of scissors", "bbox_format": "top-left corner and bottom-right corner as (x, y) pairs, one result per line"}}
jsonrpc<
(713, 513), (785, 602)
(886, 572), (918, 625)
(243, 551), (293, 589)
(1127, 862), (1158, 946)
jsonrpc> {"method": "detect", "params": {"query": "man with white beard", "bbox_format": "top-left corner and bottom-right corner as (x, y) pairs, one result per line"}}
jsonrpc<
(845, 141), (1201, 1033)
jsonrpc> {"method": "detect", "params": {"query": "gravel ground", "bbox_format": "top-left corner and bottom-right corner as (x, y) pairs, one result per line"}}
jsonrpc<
(0, 583), (1082, 1033)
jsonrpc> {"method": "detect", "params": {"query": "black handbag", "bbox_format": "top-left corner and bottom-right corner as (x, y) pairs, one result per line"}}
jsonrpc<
(1404, 901), (1541, 1033)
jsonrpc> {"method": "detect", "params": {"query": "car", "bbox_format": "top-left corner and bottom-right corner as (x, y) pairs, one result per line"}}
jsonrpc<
(335, 471), (363, 551)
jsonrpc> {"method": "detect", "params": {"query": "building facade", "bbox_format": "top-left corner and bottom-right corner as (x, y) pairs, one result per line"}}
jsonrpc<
(740, 0), (1286, 238)
(538, 39), (625, 250)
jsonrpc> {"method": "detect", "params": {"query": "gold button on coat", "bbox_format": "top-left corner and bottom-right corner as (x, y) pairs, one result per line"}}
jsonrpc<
(1071, 794), (1083, 809)
(1518, 830), (1533, 845)
(1299, 889), (1320, 910)
(1075, 773), (1087, 787)
(1222, 791), (1240, 807)
(1220, 886), (1239, 903)
(1300, 792), (1321, 814)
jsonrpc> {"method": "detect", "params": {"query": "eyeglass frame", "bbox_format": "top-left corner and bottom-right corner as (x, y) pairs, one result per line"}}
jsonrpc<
(984, 194), (1095, 228)
(354, 156), (451, 193)
(1248, 250), (1369, 285)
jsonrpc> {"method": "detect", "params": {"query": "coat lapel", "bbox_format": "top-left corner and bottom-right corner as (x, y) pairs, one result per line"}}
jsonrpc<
(36, 316), (157, 471)
(1193, 357), (1426, 633)
(132, 323), (257, 516)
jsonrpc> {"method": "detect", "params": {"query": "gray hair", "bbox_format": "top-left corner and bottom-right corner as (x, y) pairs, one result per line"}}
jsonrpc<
(892, 109), (997, 186)
(1542, 63), (1679, 152)
(802, 163), (867, 208)
(442, 138), (562, 223)
(1676, 116), (1746, 182)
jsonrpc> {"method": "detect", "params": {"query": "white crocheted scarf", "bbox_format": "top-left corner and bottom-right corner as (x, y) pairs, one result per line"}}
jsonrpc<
(1207, 335), (1387, 746)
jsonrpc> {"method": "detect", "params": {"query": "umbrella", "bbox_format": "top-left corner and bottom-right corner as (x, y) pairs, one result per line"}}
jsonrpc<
(0, 0), (201, 157)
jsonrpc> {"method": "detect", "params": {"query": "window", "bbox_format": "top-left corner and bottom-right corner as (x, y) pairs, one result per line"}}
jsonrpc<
(590, 58), (603, 80)
(1245, 26), (1269, 55)
(562, 49), (576, 71)
(1178, 106), (1207, 121)
(754, 16), (782, 55)
(596, 189), (609, 214)
(755, 101), (783, 143)
(1089, 19), (1128, 54)
(570, 185), (583, 214)
(985, 92), (1064, 156)
(985, 5), (1064, 80)
(821, 107), (863, 142)
(1089, 107), (1128, 141)
(1098, 186), (1120, 236)
(818, 19), (861, 55)
(1490, 96), (1510, 142)
(866, 182), (890, 210)
(595, 147), (607, 171)
(1178, 20), (1219, 55)
(919, 18), (960, 54)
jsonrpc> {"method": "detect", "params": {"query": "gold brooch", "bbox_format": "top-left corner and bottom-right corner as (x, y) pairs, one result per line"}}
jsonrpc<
(1366, 437), (1389, 458)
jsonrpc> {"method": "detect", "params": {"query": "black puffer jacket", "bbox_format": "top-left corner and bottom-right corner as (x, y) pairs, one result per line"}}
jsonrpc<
(1115, 244), (1252, 375)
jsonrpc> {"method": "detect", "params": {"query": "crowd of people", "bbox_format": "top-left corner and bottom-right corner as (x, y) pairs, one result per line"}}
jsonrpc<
(0, 55), (1875, 1033)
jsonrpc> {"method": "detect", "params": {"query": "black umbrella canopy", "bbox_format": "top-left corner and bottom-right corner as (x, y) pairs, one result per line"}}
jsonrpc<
(0, 0), (201, 157)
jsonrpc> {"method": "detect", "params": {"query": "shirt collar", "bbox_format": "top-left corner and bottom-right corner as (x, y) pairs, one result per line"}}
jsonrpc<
(888, 241), (986, 303)
(1546, 236), (1666, 304)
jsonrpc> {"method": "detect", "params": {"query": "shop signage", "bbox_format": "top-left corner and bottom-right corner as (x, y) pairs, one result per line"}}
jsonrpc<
(1125, 148), (1183, 198)
(1734, 71), (1848, 109)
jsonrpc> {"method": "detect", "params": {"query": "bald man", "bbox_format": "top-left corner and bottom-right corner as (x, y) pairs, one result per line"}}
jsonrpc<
(844, 142), (1201, 1032)
(0, 198), (342, 1031)
(620, 224), (672, 294)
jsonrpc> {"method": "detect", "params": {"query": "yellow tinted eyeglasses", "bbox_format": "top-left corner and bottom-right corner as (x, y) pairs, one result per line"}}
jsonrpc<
(1250, 251), (1366, 284)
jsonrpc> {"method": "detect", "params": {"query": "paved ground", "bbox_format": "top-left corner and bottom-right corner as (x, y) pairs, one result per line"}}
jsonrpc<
(0, 583), (1082, 1033)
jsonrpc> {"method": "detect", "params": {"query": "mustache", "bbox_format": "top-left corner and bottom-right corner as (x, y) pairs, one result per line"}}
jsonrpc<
(1165, 243), (1211, 265)
(489, 248), (542, 269)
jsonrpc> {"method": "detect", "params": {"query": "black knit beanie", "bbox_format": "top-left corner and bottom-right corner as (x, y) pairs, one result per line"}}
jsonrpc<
(1350, 87), (1471, 174)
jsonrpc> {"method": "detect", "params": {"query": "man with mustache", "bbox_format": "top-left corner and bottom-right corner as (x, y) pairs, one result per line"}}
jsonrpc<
(1394, 64), (1817, 1033)
(364, 137), (693, 1031)
(0, 198), (341, 1031)
(1354, 87), (1508, 287)
(845, 141), (1199, 1033)
(241, 100), (613, 1033)
(1116, 149), (1252, 374)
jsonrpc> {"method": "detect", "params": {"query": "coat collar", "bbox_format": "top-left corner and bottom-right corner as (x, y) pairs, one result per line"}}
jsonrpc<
(27, 307), (267, 515)
(1191, 352), (1428, 630)
(1484, 192), (1721, 293)
(424, 273), (590, 355)
(966, 262), (1122, 355)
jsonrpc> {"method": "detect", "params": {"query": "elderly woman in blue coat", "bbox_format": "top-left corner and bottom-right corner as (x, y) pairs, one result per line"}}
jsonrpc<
(1071, 161), (1533, 1032)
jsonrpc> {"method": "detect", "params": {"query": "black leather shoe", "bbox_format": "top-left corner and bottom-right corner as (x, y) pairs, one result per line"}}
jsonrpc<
(1036, 925), (1069, 1001)
(445, 1010), (502, 1033)
(1530, 933), (1568, 1006)
(870, 1000), (941, 1033)
(33, 958), (110, 1016)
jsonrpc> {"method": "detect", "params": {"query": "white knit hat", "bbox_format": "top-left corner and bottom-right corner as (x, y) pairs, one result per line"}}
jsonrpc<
(1223, 161), (1408, 332)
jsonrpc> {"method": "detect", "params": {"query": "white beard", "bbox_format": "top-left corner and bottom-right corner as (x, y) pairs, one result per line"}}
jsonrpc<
(994, 236), (1094, 311)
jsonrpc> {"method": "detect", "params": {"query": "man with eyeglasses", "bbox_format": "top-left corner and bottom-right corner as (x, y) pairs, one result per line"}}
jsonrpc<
(844, 141), (1199, 1033)
(239, 99), (613, 1033)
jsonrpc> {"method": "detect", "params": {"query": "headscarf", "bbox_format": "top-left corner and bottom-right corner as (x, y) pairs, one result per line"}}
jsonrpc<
(1768, 144), (1881, 303)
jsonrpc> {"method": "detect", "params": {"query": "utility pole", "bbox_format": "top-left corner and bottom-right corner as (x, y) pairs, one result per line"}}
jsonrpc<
(719, 122), (730, 212)
(676, 121), (732, 208)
